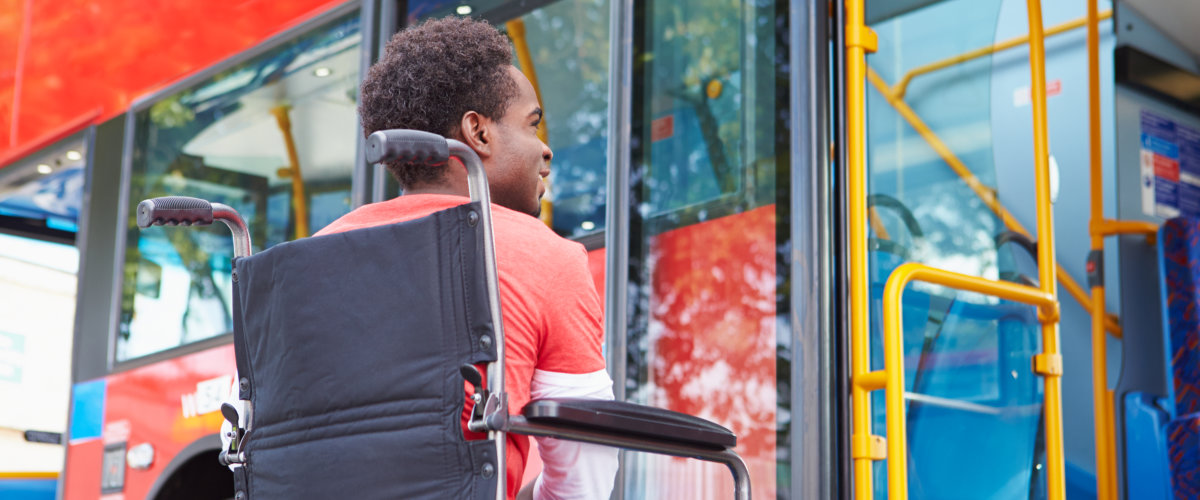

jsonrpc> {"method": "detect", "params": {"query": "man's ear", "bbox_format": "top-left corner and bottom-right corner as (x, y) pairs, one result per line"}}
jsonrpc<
(459, 111), (493, 158)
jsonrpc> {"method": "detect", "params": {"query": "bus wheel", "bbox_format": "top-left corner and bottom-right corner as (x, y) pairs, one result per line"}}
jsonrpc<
(150, 449), (233, 500)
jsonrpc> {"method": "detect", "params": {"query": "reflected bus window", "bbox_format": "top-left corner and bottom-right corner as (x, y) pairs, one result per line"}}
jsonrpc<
(117, 14), (361, 362)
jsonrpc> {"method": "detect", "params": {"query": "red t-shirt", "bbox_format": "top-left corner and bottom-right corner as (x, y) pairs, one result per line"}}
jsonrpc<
(315, 194), (609, 498)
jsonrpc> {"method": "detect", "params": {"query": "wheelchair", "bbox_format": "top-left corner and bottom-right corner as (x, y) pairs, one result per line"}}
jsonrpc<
(137, 129), (750, 499)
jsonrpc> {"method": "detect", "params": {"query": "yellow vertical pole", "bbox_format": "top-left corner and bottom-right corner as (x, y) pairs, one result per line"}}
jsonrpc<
(1086, 1), (1118, 497)
(845, 0), (880, 498)
(1026, 1), (1067, 499)
(505, 18), (554, 228)
(506, 18), (546, 143)
(271, 105), (309, 239)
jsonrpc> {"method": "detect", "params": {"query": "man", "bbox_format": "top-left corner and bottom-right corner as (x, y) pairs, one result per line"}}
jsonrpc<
(319, 16), (617, 500)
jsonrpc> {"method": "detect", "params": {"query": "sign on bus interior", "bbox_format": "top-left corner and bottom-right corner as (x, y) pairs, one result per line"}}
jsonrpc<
(1140, 109), (1200, 218)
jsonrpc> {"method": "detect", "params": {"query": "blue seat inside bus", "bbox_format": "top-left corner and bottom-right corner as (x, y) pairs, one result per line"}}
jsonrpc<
(1124, 216), (1200, 499)
(867, 239), (1042, 499)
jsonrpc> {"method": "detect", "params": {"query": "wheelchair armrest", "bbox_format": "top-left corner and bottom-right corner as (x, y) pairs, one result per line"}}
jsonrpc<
(521, 398), (736, 450)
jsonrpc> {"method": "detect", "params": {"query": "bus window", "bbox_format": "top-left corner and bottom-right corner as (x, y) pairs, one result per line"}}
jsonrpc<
(117, 14), (361, 362)
(408, 0), (611, 240)
(626, 0), (788, 497)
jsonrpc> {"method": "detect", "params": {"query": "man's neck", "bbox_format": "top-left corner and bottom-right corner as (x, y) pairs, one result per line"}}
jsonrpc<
(402, 185), (467, 197)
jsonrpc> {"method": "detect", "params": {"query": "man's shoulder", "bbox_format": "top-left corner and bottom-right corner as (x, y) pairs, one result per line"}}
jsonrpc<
(491, 206), (584, 255)
(315, 194), (467, 236)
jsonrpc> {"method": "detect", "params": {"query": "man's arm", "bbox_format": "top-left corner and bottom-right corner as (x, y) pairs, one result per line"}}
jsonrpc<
(528, 369), (618, 500)
(526, 242), (618, 499)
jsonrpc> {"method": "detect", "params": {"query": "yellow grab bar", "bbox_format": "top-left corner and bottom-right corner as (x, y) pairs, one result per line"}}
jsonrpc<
(845, 0), (879, 497)
(871, 264), (1058, 498)
(506, 18), (547, 144)
(891, 10), (1112, 99)
(1084, 1), (1159, 496)
(505, 18), (555, 228)
(1024, 2), (1068, 497)
(271, 105), (309, 239)
(0, 472), (58, 479)
(1085, 3), (1115, 496)
(1091, 219), (1158, 242)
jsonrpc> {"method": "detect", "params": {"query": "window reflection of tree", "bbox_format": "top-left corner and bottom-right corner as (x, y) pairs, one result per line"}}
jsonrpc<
(626, 0), (788, 496)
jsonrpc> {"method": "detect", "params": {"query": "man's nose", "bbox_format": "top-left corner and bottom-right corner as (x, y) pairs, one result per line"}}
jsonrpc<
(541, 144), (553, 176)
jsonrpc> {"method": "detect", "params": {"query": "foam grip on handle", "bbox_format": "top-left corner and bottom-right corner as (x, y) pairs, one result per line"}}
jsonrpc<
(365, 129), (450, 165)
(137, 196), (214, 228)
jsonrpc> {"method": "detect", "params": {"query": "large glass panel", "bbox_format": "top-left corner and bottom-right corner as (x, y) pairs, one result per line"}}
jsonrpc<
(626, 0), (789, 497)
(409, 0), (611, 240)
(117, 14), (361, 361)
(864, 1), (1044, 498)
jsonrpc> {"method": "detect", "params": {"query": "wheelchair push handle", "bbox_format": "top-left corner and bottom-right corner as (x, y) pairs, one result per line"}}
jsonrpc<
(365, 129), (450, 165)
(136, 196), (253, 259)
(137, 196), (214, 228)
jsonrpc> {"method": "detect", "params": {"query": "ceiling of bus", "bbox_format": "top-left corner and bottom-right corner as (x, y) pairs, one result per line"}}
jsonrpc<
(1122, 0), (1200, 60)
(181, 47), (359, 183)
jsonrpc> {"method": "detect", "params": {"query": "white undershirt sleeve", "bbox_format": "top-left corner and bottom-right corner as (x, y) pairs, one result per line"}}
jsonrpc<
(529, 368), (619, 500)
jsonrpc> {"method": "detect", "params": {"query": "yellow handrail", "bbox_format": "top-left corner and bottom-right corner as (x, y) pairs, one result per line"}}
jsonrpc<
(845, 0), (880, 497)
(1092, 219), (1158, 241)
(1084, 2), (1158, 497)
(874, 263), (1057, 497)
(505, 18), (555, 228)
(271, 105), (310, 239)
(0, 472), (58, 479)
(891, 9), (1112, 99)
(1024, 3), (1068, 496)
(1085, 3), (1115, 497)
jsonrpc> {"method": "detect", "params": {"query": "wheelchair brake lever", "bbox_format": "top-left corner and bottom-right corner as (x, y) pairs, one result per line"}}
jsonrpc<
(219, 402), (247, 466)
(460, 365), (491, 432)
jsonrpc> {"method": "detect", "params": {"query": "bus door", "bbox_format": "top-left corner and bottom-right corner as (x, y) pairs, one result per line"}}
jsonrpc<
(860, 1), (1047, 497)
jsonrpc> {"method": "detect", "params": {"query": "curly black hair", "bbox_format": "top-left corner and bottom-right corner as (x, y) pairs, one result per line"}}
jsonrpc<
(359, 17), (517, 189)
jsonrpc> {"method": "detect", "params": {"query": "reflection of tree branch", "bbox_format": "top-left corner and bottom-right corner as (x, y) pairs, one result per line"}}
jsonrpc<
(664, 84), (735, 193)
(182, 271), (231, 336)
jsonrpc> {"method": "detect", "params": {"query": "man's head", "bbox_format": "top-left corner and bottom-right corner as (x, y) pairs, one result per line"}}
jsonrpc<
(359, 17), (552, 216)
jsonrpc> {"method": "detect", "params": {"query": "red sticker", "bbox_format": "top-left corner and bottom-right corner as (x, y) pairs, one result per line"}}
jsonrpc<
(651, 115), (674, 143)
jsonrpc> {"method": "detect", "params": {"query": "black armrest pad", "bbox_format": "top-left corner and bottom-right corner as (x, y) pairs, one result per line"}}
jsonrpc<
(521, 398), (736, 450)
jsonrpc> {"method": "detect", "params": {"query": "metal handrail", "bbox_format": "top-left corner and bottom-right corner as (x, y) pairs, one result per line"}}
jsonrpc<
(270, 105), (310, 239)
(1020, 3), (1066, 497)
(1083, 1), (1158, 497)
(890, 10), (1112, 99)
(873, 263), (1058, 497)
(505, 18), (555, 228)
(844, 0), (878, 497)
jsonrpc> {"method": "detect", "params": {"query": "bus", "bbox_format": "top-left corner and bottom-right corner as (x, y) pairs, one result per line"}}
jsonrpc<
(3, 0), (1199, 498)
